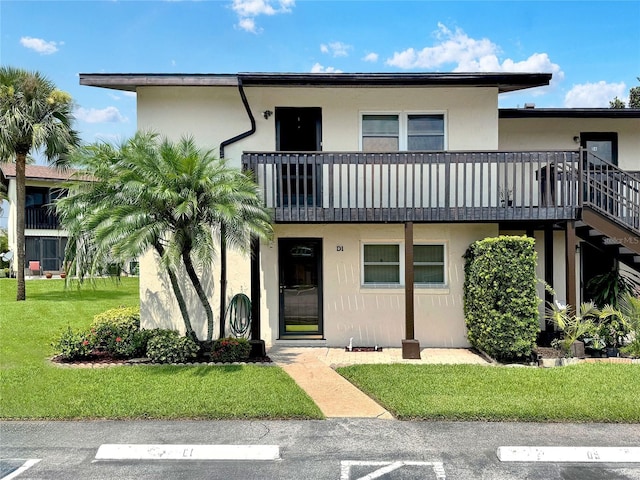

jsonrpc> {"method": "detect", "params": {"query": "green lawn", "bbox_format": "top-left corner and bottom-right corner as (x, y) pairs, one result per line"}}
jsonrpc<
(0, 278), (322, 420)
(337, 363), (640, 422)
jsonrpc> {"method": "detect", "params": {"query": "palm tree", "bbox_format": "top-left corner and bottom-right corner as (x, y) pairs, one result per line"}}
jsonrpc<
(0, 67), (80, 300)
(57, 132), (272, 341)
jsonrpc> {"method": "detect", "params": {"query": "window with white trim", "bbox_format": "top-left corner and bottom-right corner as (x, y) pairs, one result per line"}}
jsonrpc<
(363, 244), (400, 285)
(413, 244), (445, 286)
(361, 113), (445, 152)
(362, 242), (446, 287)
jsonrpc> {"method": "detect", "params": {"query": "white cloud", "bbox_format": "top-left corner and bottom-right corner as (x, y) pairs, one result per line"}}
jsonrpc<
(385, 23), (563, 85)
(75, 106), (127, 124)
(231, 0), (294, 33)
(320, 41), (352, 57)
(310, 63), (342, 74)
(362, 52), (379, 63)
(564, 81), (626, 108)
(20, 36), (60, 55)
(237, 17), (258, 33)
(122, 91), (137, 98)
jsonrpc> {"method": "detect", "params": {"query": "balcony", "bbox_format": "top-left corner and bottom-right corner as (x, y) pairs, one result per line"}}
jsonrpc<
(25, 207), (60, 230)
(242, 151), (582, 223)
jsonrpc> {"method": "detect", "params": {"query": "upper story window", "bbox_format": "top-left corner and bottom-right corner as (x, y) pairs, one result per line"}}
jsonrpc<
(362, 115), (399, 152)
(25, 187), (49, 208)
(25, 187), (65, 209)
(361, 113), (445, 152)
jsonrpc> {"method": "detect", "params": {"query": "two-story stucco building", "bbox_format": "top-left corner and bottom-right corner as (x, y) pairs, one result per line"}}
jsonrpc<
(0, 163), (71, 276)
(79, 72), (640, 356)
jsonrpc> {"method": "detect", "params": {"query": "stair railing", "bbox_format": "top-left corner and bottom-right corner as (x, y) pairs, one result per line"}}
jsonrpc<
(581, 149), (640, 235)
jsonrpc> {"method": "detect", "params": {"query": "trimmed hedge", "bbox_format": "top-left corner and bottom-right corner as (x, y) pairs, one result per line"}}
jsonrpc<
(464, 235), (539, 361)
(146, 330), (199, 364)
(91, 306), (148, 358)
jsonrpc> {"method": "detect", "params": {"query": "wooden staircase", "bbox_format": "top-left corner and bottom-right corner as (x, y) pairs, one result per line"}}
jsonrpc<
(576, 159), (640, 273)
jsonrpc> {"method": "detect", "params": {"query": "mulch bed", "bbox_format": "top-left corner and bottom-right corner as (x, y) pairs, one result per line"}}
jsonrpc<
(51, 350), (271, 366)
(533, 346), (564, 359)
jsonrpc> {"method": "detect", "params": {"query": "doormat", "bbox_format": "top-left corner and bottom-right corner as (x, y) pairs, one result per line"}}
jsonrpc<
(345, 346), (383, 352)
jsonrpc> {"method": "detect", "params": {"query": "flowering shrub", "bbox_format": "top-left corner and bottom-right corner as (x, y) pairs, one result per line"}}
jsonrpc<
(145, 330), (199, 364)
(52, 326), (94, 360)
(91, 306), (147, 358)
(210, 337), (251, 363)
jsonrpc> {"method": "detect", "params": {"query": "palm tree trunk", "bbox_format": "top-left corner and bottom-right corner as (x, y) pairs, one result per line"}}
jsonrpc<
(154, 243), (197, 342)
(15, 153), (26, 301)
(181, 249), (215, 342)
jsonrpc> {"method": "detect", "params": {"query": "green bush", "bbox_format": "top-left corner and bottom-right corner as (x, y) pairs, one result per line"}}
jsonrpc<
(603, 293), (640, 358)
(146, 330), (199, 364)
(211, 337), (251, 363)
(91, 306), (147, 358)
(464, 235), (539, 361)
(52, 326), (94, 360)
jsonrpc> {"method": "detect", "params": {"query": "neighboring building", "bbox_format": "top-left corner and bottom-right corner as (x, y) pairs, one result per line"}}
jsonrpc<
(0, 163), (74, 276)
(79, 72), (640, 353)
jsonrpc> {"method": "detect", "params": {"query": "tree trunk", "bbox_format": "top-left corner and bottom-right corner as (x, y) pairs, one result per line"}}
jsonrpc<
(15, 153), (26, 301)
(154, 243), (197, 342)
(182, 249), (215, 342)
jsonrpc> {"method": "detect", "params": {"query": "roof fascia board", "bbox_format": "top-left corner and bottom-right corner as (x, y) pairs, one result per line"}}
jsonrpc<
(238, 72), (551, 92)
(500, 108), (640, 119)
(79, 74), (239, 92)
(80, 72), (551, 93)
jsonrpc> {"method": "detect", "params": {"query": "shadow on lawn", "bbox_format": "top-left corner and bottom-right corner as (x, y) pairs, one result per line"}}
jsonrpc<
(141, 365), (246, 377)
(32, 289), (136, 303)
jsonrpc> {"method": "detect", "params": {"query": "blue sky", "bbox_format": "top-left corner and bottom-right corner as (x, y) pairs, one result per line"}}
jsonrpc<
(1, 0), (639, 148)
(2, 0), (638, 228)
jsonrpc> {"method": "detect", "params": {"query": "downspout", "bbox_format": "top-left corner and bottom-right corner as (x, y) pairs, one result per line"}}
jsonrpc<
(218, 77), (257, 339)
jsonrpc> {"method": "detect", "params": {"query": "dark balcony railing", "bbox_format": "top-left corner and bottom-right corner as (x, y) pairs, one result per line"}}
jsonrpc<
(25, 207), (60, 229)
(583, 162), (640, 234)
(242, 151), (581, 223)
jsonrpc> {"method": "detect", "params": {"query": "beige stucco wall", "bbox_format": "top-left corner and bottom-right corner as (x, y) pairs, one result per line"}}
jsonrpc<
(499, 117), (640, 171)
(139, 239), (252, 340)
(139, 222), (497, 347)
(261, 223), (497, 348)
(135, 84), (501, 343)
(137, 85), (500, 170)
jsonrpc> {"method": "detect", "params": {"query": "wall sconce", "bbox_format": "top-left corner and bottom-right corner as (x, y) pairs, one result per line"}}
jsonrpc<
(573, 135), (580, 144)
(263, 110), (273, 119)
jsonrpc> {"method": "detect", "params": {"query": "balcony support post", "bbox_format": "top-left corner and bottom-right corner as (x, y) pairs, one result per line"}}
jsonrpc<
(565, 221), (577, 310)
(402, 221), (421, 359)
(543, 224), (555, 342)
(249, 236), (265, 358)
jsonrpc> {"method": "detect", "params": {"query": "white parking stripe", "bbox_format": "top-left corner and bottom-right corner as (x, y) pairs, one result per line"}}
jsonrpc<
(1, 459), (41, 480)
(340, 460), (446, 480)
(95, 444), (280, 461)
(497, 446), (640, 463)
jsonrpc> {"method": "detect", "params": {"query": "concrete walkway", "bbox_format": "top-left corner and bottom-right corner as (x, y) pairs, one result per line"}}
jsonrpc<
(268, 346), (490, 419)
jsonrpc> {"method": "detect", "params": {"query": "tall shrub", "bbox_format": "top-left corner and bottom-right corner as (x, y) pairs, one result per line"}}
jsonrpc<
(464, 235), (539, 361)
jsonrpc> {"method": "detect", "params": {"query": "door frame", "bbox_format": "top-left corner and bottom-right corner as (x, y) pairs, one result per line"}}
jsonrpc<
(275, 107), (322, 151)
(580, 132), (618, 166)
(278, 237), (324, 339)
